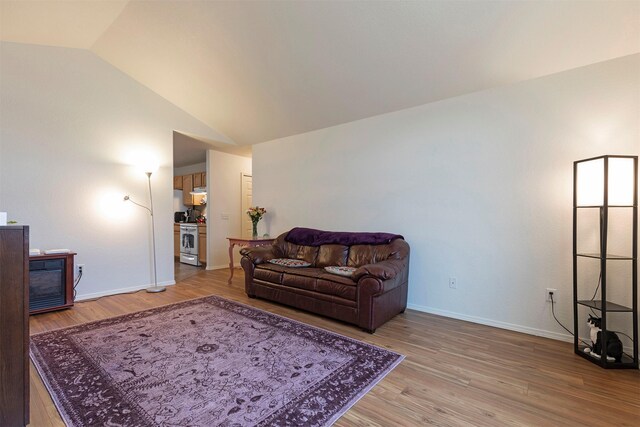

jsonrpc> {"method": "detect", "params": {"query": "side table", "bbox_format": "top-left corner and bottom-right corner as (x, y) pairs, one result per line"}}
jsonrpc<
(227, 237), (275, 284)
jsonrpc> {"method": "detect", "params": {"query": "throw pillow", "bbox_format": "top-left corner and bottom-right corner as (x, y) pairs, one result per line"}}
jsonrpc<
(269, 258), (312, 268)
(324, 266), (357, 277)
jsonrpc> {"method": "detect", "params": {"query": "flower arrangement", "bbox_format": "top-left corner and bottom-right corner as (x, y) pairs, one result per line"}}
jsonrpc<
(246, 206), (267, 237)
(246, 206), (266, 221)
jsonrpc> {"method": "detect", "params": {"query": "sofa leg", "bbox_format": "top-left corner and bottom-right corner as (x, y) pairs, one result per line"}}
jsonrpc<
(363, 327), (376, 334)
(247, 294), (256, 299)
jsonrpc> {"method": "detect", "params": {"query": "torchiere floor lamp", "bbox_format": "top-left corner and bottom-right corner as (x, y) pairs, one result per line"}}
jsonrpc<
(124, 170), (166, 293)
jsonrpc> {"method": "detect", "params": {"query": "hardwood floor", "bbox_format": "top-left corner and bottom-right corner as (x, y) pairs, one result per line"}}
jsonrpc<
(29, 267), (640, 426)
(174, 260), (206, 282)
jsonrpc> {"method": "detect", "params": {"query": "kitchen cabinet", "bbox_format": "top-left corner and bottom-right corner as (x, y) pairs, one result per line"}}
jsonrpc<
(198, 226), (207, 265)
(173, 224), (180, 259)
(177, 173), (206, 206)
(173, 176), (183, 190)
(193, 172), (203, 188)
(193, 172), (206, 188)
(182, 174), (193, 206)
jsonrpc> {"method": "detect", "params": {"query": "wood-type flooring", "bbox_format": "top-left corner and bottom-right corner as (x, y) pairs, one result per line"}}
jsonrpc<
(28, 266), (640, 426)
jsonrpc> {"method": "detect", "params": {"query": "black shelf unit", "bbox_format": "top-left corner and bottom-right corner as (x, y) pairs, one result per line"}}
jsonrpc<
(573, 155), (638, 369)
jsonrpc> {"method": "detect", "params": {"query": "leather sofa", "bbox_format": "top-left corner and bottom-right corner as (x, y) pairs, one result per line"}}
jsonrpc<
(240, 228), (409, 332)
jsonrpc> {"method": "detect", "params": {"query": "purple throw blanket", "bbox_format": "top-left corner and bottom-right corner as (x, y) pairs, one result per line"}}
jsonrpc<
(285, 227), (404, 246)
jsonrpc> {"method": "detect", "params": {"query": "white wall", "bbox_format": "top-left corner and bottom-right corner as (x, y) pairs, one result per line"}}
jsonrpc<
(0, 42), (227, 299)
(174, 162), (206, 176)
(206, 150), (252, 269)
(253, 54), (640, 341)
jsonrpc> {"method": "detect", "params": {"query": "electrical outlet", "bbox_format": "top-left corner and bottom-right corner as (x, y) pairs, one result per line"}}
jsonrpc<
(546, 288), (557, 302)
(449, 277), (457, 289)
(78, 264), (85, 276)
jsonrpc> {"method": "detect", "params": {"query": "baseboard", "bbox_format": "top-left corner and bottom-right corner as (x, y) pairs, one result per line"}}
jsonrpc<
(406, 303), (574, 343)
(206, 264), (240, 271)
(76, 280), (176, 301)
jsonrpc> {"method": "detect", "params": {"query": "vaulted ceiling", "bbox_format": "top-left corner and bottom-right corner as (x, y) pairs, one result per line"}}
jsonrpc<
(2, 1), (639, 146)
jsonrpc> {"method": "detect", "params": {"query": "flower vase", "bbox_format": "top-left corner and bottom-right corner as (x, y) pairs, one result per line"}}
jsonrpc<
(252, 221), (259, 239)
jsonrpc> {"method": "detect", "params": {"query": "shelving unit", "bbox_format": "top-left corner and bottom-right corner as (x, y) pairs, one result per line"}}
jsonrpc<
(573, 155), (638, 369)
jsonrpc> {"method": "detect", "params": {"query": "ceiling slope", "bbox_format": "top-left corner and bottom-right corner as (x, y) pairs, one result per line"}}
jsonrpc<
(90, 1), (640, 145)
(0, 0), (129, 49)
(3, 1), (639, 146)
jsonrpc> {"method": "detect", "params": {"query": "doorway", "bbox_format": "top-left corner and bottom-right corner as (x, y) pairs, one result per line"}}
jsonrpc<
(241, 173), (252, 238)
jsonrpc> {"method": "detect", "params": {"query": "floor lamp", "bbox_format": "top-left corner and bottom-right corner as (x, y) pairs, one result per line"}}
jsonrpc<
(124, 171), (166, 293)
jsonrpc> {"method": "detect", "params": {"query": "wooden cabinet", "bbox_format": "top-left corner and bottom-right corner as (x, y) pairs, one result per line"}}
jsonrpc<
(192, 172), (206, 188)
(193, 194), (206, 206)
(193, 172), (202, 188)
(173, 175), (183, 190)
(176, 172), (206, 206)
(0, 226), (30, 426)
(182, 174), (193, 206)
(198, 226), (207, 265)
(174, 224), (180, 259)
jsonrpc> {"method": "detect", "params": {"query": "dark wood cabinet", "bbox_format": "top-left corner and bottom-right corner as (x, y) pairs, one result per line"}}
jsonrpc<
(0, 225), (30, 426)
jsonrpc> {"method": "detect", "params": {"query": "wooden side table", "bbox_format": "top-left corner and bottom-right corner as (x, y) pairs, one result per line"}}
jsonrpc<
(227, 237), (275, 284)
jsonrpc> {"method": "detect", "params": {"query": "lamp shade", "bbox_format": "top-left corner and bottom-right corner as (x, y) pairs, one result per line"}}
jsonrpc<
(140, 160), (159, 174)
(575, 156), (636, 207)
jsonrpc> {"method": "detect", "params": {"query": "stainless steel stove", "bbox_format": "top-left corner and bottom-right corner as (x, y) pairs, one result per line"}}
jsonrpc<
(179, 223), (199, 266)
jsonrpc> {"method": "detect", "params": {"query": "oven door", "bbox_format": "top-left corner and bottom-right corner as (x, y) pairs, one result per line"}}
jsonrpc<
(180, 253), (199, 266)
(179, 226), (199, 255)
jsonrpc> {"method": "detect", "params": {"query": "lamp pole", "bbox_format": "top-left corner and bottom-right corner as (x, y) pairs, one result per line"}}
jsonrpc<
(124, 170), (166, 293)
(145, 171), (164, 293)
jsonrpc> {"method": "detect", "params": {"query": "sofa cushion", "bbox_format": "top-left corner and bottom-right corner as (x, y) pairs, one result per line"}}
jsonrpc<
(268, 258), (311, 268)
(276, 238), (320, 265)
(276, 267), (358, 301)
(324, 266), (356, 277)
(316, 244), (349, 267)
(347, 240), (406, 267)
(254, 264), (285, 284)
(347, 245), (388, 267)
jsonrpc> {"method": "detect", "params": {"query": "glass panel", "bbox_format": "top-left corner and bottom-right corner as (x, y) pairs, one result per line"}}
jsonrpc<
(576, 208), (601, 255)
(607, 207), (633, 258)
(576, 158), (604, 206)
(609, 157), (635, 206)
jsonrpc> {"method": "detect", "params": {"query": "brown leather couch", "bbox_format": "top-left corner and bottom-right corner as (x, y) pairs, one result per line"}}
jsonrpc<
(240, 229), (409, 332)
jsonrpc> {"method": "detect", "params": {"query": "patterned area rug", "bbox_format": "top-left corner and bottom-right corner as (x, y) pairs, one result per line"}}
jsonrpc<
(30, 295), (403, 426)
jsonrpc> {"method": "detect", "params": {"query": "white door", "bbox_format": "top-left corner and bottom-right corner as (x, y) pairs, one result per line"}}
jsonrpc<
(241, 174), (253, 238)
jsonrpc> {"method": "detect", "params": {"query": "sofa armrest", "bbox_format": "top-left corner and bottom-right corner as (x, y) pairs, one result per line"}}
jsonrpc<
(240, 246), (276, 265)
(353, 259), (406, 282)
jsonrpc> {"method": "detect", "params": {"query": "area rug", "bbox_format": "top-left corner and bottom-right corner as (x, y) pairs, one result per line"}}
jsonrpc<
(30, 295), (403, 426)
